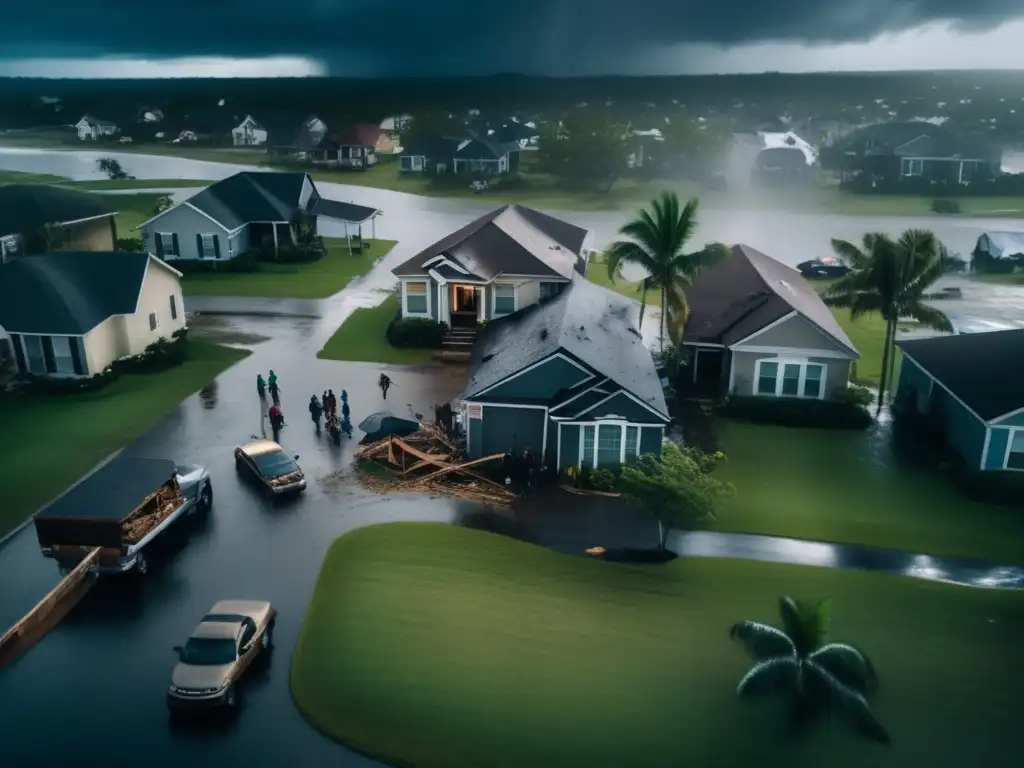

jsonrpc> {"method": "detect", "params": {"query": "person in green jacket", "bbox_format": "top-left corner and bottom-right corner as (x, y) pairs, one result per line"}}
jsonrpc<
(256, 374), (266, 399)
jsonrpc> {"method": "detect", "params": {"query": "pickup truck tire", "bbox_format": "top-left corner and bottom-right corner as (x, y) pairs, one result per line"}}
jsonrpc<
(135, 552), (149, 575)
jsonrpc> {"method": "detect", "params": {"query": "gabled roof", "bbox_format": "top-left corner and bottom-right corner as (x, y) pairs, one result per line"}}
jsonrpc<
(175, 172), (312, 230)
(462, 275), (668, 418)
(77, 114), (118, 127)
(847, 121), (998, 162)
(0, 184), (119, 238)
(0, 252), (166, 335)
(454, 137), (518, 160)
(391, 204), (589, 281)
(399, 136), (464, 158)
(897, 330), (1024, 422)
(977, 232), (1024, 258)
(684, 244), (858, 355)
(309, 198), (379, 224)
(331, 124), (383, 147)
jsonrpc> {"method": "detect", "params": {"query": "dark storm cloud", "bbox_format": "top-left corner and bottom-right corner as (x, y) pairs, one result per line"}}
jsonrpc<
(2, 0), (1024, 73)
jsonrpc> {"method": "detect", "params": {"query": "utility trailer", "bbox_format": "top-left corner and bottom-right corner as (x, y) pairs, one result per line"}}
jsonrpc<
(34, 456), (212, 576)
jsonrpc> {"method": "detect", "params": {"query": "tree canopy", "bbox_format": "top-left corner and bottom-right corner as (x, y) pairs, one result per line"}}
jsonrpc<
(536, 108), (628, 190)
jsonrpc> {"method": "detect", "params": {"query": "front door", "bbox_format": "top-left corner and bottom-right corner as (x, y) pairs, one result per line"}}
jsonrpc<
(450, 285), (480, 327)
(692, 348), (725, 393)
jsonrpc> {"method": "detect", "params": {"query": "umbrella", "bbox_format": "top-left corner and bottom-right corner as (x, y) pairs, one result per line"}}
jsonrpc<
(358, 411), (420, 444)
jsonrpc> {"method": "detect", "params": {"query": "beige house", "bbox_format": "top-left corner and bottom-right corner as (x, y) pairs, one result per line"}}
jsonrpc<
(680, 244), (860, 401)
(0, 251), (185, 378)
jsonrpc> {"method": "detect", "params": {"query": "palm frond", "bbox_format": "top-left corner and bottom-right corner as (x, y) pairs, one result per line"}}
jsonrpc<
(809, 643), (879, 693)
(729, 621), (797, 661)
(830, 238), (870, 268)
(778, 596), (830, 655)
(735, 656), (799, 697)
(903, 302), (955, 333)
(606, 240), (655, 281)
(807, 661), (891, 745)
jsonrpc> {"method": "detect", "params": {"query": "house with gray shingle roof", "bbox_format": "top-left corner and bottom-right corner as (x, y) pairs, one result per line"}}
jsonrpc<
(391, 204), (594, 328)
(681, 244), (860, 402)
(137, 171), (380, 261)
(459, 273), (669, 470)
(972, 231), (1024, 274)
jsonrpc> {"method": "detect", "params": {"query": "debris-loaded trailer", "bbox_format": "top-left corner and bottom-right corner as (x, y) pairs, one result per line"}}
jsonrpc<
(34, 456), (193, 575)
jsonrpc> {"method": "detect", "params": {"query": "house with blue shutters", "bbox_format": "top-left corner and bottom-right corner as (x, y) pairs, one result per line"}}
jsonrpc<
(896, 329), (1024, 472)
(459, 274), (669, 470)
(138, 172), (380, 262)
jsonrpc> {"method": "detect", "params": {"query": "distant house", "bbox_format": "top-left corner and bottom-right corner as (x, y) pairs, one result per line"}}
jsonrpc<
(490, 120), (540, 148)
(752, 134), (818, 184)
(398, 136), (464, 174)
(453, 137), (521, 174)
(0, 185), (120, 263)
(264, 115), (328, 157)
(459, 275), (669, 470)
(75, 115), (119, 140)
(896, 330), (1024, 472)
(0, 252), (185, 378)
(138, 171), (379, 261)
(680, 245), (860, 401)
(315, 124), (400, 169)
(838, 121), (1001, 184)
(231, 115), (266, 146)
(176, 109), (237, 143)
(972, 232), (1024, 274)
(380, 114), (412, 134)
(391, 204), (593, 327)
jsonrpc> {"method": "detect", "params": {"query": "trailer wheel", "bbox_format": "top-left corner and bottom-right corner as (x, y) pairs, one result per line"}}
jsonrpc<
(135, 552), (149, 575)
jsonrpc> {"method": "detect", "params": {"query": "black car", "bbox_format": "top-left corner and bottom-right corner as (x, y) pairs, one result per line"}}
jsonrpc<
(797, 257), (851, 279)
(234, 440), (306, 499)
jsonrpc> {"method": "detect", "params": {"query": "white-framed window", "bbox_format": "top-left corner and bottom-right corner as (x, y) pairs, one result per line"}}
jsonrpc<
(149, 312), (159, 331)
(597, 424), (623, 466)
(581, 425), (596, 466)
(901, 158), (924, 177)
(1005, 429), (1024, 471)
(754, 359), (827, 399)
(52, 336), (76, 375)
(400, 155), (424, 171)
(539, 282), (566, 302)
(625, 426), (639, 456)
(493, 283), (515, 316)
(200, 234), (217, 259)
(21, 335), (45, 374)
(159, 233), (177, 256)
(577, 421), (647, 468)
(405, 281), (428, 315)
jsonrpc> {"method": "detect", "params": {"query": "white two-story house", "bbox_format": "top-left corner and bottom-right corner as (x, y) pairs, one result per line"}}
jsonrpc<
(391, 204), (594, 328)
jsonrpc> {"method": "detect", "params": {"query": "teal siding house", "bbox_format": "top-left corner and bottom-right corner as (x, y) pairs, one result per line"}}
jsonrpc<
(896, 330), (1024, 471)
(459, 275), (670, 470)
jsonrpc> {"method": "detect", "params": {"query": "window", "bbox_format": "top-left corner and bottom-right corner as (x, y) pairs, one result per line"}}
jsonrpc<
(239, 620), (257, 650)
(539, 282), (566, 302)
(400, 155), (424, 171)
(902, 158), (924, 177)
(625, 426), (639, 457)
(754, 359), (828, 399)
(159, 233), (177, 256)
(149, 312), (159, 331)
(493, 283), (515, 315)
(405, 281), (428, 314)
(22, 335), (45, 374)
(1007, 431), (1024, 471)
(581, 425), (596, 467)
(52, 336), (76, 375)
(597, 424), (622, 466)
(200, 234), (217, 259)
(169, 295), (178, 320)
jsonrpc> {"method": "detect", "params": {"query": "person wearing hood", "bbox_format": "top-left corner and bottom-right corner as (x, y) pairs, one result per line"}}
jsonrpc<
(309, 394), (323, 432)
(256, 374), (266, 399)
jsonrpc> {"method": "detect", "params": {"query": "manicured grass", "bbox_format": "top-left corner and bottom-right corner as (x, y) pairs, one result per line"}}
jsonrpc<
(292, 522), (1024, 768)
(813, 192), (1024, 218)
(968, 272), (1024, 286)
(585, 252), (664, 308)
(110, 192), (165, 237)
(0, 341), (249, 539)
(714, 420), (1024, 562)
(64, 178), (210, 190)
(318, 296), (436, 365)
(0, 170), (67, 184)
(181, 238), (396, 298)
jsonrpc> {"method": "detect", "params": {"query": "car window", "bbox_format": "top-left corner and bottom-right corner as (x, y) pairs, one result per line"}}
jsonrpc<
(239, 619), (257, 649)
(180, 637), (237, 665)
(251, 450), (298, 478)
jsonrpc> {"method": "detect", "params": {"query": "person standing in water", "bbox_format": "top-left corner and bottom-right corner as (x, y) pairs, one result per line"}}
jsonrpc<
(256, 374), (266, 399)
(309, 394), (323, 432)
(379, 373), (392, 400)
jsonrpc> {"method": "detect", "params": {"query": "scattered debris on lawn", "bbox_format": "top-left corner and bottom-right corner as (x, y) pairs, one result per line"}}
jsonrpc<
(354, 424), (517, 506)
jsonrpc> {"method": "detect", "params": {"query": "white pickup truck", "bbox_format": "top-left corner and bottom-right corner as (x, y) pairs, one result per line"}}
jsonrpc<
(34, 456), (213, 576)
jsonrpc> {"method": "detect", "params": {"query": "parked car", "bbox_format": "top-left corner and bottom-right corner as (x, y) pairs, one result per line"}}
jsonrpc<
(34, 456), (213, 576)
(797, 257), (851, 279)
(469, 180), (489, 193)
(234, 439), (306, 498)
(167, 600), (277, 711)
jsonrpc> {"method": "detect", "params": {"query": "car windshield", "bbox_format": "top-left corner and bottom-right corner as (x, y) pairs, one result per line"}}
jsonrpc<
(179, 637), (237, 666)
(252, 450), (298, 478)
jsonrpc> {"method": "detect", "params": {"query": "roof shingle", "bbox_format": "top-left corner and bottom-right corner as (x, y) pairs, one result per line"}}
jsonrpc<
(183, 172), (310, 229)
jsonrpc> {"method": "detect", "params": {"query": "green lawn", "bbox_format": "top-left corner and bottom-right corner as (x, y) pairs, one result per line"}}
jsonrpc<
(714, 421), (1024, 562)
(813, 192), (1024, 218)
(0, 341), (249, 539)
(181, 238), (396, 298)
(585, 252), (664, 308)
(110, 192), (165, 237)
(292, 522), (1024, 768)
(968, 272), (1024, 286)
(0, 170), (67, 184)
(64, 178), (210, 190)
(318, 295), (436, 365)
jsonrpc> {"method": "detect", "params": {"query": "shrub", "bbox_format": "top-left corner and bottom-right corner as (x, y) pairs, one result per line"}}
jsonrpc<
(172, 251), (260, 273)
(386, 316), (445, 349)
(19, 368), (118, 394)
(931, 198), (961, 214)
(586, 468), (617, 492)
(832, 384), (875, 408)
(116, 236), (144, 252)
(720, 395), (873, 429)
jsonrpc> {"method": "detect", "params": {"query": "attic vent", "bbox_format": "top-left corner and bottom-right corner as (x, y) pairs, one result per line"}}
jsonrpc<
(481, 353), (495, 363)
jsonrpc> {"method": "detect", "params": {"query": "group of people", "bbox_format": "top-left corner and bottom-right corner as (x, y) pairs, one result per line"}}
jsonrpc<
(257, 371), (286, 434)
(502, 447), (537, 500)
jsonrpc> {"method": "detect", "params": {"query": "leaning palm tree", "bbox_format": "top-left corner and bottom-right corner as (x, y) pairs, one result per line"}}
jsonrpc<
(824, 229), (955, 414)
(731, 596), (890, 745)
(606, 191), (728, 350)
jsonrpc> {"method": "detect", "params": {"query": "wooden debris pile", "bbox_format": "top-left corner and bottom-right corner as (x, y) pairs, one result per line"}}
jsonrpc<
(354, 425), (516, 506)
(122, 484), (184, 543)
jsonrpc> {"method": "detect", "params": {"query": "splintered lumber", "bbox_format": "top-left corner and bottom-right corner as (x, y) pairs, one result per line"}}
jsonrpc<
(121, 485), (184, 543)
(414, 452), (505, 484)
(404, 454), (452, 474)
(391, 436), (453, 470)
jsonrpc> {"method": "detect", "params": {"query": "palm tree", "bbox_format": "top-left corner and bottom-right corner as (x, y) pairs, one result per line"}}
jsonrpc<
(606, 191), (728, 350)
(731, 596), (889, 745)
(824, 229), (955, 414)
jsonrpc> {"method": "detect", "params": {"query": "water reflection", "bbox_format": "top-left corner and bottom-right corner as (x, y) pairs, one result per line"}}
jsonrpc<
(670, 530), (1024, 589)
(198, 381), (218, 410)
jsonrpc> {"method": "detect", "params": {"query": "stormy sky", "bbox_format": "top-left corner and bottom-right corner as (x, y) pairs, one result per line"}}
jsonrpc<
(2, 1), (1024, 77)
